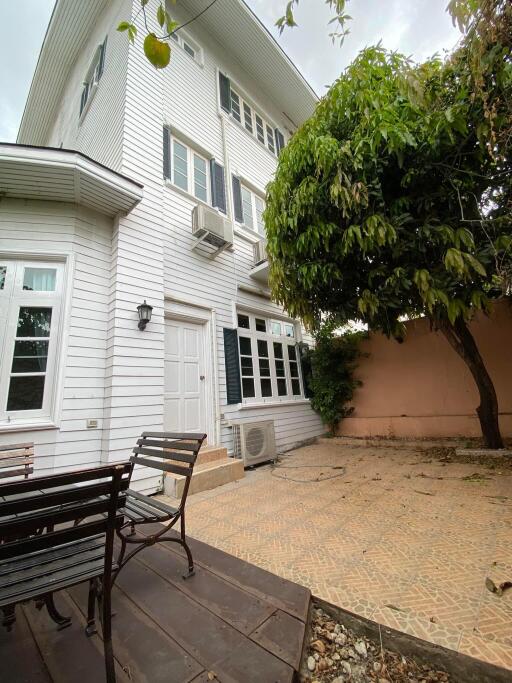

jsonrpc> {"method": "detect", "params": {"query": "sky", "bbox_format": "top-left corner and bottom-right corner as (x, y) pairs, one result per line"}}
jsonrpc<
(0, 0), (461, 142)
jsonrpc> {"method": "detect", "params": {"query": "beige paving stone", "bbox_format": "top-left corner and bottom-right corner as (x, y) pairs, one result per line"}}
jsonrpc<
(164, 438), (512, 671)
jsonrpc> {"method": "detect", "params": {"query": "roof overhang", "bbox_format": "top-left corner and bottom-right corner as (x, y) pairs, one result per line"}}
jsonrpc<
(0, 144), (143, 217)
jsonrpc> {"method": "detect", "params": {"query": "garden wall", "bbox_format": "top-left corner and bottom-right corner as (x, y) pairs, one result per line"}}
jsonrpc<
(337, 299), (512, 439)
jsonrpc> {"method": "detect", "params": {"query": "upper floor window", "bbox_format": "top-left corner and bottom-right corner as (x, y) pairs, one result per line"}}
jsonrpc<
(0, 260), (64, 425)
(236, 312), (303, 402)
(218, 72), (286, 156)
(79, 37), (107, 119)
(232, 176), (265, 236)
(167, 135), (210, 203)
(170, 31), (202, 65)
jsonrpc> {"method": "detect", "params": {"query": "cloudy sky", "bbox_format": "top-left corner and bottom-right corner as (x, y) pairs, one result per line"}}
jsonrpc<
(0, 0), (461, 142)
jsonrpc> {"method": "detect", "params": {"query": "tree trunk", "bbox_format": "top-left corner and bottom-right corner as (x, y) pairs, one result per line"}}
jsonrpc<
(438, 317), (504, 449)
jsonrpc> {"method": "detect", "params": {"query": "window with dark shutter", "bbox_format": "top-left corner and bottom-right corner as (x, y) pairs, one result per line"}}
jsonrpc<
(232, 176), (243, 223)
(97, 36), (107, 80)
(219, 72), (231, 113)
(224, 328), (242, 404)
(275, 129), (285, 154)
(210, 160), (226, 213)
(163, 126), (171, 179)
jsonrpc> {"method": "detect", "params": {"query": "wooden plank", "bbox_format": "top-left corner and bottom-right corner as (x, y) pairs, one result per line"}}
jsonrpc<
(23, 593), (130, 683)
(137, 525), (311, 623)
(132, 540), (276, 636)
(69, 583), (204, 683)
(115, 558), (251, 667)
(250, 609), (306, 670)
(212, 635), (294, 683)
(0, 605), (51, 682)
(0, 443), (34, 453)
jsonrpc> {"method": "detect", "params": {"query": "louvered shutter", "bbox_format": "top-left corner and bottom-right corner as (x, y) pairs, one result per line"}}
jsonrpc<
(232, 175), (243, 223)
(210, 160), (226, 213)
(275, 128), (285, 154)
(224, 328), (242, 404)
(98, 36), (107, 79)
(163, 126), (171, 179)
(219, 72), (231, 113)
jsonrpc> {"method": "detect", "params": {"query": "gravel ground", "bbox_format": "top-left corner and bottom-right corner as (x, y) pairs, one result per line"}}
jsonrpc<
(302, 606), (451, 683)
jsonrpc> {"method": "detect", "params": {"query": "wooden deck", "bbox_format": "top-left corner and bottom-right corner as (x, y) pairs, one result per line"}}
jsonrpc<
(1, 525), (310, 683)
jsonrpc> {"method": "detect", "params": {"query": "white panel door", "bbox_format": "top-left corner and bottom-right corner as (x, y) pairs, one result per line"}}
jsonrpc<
(164, 318), (206, 433)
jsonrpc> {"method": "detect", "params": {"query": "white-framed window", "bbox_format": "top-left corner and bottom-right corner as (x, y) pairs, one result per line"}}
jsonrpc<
(238, 185), (266, 236)
(236, 312), (303, 402)
(79, 37), (107, 119)
(170, 31), (202, 65)
(0, 260), (64, 425)
(229, 86), (279, 155)
(171, 137), (210, 203)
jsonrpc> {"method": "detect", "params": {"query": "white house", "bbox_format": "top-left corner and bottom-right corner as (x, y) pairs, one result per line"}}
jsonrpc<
(0, 0), (324, 492)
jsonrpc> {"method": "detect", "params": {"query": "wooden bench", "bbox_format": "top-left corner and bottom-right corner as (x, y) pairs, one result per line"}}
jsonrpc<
(0, 443), (34, 480)
(0, 463), (131, 683)
(116, 431), (206, 579)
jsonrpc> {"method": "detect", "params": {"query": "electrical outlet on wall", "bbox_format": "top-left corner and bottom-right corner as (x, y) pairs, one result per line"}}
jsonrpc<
(86, 419), (98, 429)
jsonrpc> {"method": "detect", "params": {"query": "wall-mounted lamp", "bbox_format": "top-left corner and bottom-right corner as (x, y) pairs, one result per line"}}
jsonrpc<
(137, 300), (153, 331)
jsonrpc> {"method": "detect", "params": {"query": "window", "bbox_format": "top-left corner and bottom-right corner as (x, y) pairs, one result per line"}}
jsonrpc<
(169, 137), (210, 202)
(231, 90), (241, 123)
(237, 185), (266, 236)
(243, 103), (253, 134)
(236, 312), (303, 402)
(0, 260), (64, 424)
(255, 114), (265, 144)
(79, 37), (107, 118)
(169, 31), (202, 64)
(266, 126), (276, 154)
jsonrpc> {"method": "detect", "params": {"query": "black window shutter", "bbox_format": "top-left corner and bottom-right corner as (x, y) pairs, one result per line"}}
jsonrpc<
(210, 160), (227, 214)
(163, 126), (171, 179)
(98, 36), (108, 79)
(219, 72), (232, 113)
(232, 175), (243, 223)
(224, 328), (242, 404)
(275, 128), (285, 154)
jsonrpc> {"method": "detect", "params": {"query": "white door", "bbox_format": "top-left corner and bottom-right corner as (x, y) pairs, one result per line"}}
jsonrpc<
(164, 318), (206, 433)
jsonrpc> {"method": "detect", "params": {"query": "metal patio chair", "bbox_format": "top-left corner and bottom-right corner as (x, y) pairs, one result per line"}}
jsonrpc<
(116, 431), (207, 579)
(0, 463), (131, 683)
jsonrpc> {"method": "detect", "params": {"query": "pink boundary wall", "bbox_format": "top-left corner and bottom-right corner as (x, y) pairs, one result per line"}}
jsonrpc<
(337, 299), (512, 439)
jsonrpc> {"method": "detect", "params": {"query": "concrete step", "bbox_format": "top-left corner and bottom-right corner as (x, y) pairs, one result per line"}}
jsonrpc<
(164, 457), (244, 498)
(196, 446), (228, 466)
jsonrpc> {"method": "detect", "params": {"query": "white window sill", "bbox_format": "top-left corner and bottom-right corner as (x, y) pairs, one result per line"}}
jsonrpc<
(234, 225), (262, 244)
(0, 420), (59, 434)
(236, 398), (310, 411)
(164, 179), (212, 209)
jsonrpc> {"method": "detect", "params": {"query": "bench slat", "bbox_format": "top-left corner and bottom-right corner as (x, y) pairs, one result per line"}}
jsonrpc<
(126, 489), (178, 516)
(0, 467), (33, 480)
(129, 456), (190, 477)
(132, 445), (195, 464)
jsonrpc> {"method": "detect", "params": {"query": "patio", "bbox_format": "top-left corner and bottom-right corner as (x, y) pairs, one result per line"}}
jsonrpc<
(1, 524), (310, 682)
(166, 437), (512, 672)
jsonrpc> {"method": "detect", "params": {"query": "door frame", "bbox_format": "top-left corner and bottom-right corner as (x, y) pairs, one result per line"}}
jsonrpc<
(164, 299), (217, 445)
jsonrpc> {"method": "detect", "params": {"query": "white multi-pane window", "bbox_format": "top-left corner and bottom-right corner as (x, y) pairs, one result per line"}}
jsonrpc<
(169, 32), (202, 64)
(238, 185), (266, 236)
(79, 37), (107, 118)
(171, 137), (209, 203)
(236, 312), (303, 402)
(229, 87), (280, 156)
(0, 260), (64, 424)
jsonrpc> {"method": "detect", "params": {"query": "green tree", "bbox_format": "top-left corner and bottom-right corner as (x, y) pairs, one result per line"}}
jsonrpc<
(265, 5), (511, 448)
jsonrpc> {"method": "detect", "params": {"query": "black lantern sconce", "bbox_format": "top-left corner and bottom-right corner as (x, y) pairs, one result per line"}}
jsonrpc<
(137, 300), (153, 331)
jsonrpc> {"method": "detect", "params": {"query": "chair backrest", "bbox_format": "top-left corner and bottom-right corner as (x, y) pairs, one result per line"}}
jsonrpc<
(131, 432), (207, 504)
(0, 443), (34, 480)
(0, 464), (131, 575)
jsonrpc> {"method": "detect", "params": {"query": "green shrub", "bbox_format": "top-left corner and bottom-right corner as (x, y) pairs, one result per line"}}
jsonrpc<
(301, 328), (366, 433)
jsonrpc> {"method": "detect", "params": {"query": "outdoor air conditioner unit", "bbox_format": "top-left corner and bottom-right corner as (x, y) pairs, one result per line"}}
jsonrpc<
(192, 203), (233, 257)
(253, 239), (268, 266)
(232, 420), (277, 467)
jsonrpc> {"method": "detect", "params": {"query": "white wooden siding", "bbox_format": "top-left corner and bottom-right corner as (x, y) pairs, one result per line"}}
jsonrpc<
(0, 198), (112, 475)
(45, 0), (131, 173)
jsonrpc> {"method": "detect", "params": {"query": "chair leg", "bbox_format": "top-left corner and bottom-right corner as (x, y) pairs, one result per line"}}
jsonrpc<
(44, 593), (72, 630)
(180, 514), (194, 580)
(85, 579), (98, 637)
(1, 605), (16, 632)
(101, 577), (116, 683)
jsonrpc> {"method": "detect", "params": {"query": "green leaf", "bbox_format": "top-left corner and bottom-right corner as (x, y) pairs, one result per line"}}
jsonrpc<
(463, 253), (486, 277)
(144, 33), (171, 69)
(117, 21), (131, 32)
(157, 3), (165, 27)
(140, 0), (150, 6)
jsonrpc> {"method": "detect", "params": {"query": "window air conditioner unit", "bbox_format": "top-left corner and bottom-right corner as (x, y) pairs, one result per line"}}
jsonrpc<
(232, 420), (276, 467)
(192, 204), (233, 256)
(253, 239), (268, 266)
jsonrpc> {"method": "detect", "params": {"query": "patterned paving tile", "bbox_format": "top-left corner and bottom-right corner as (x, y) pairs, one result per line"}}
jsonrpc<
(475, 592), (512, 646)
(459, 631), (512, 670)
(372, 606), (462, 651)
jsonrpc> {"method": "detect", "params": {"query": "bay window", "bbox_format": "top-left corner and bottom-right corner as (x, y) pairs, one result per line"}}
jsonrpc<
(0, 260), (64, 425)
(236, 312), (304, 402)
